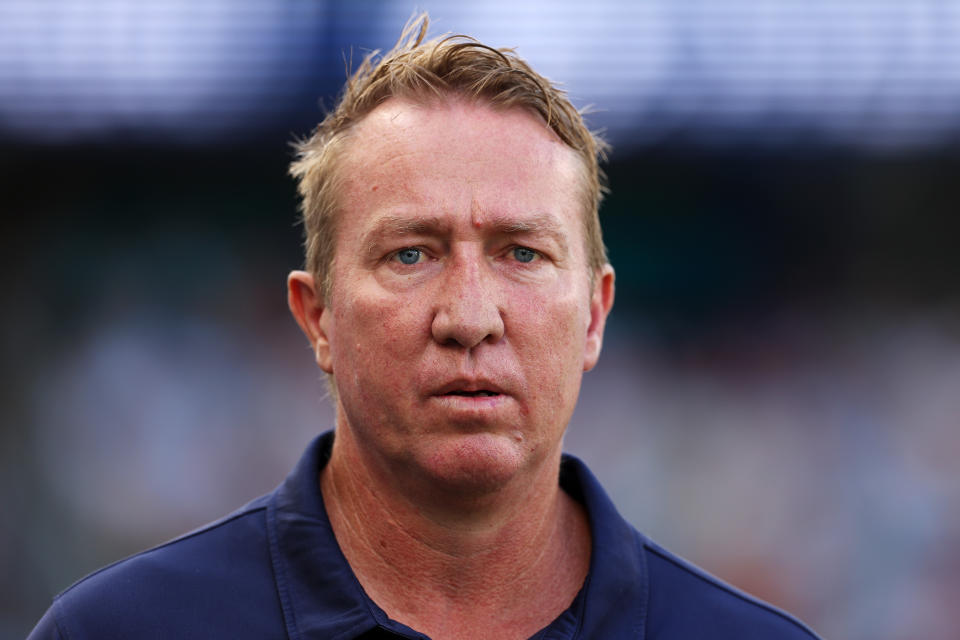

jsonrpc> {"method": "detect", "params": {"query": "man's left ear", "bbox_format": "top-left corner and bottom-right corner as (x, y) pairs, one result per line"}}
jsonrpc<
(583, 264), (615, 372)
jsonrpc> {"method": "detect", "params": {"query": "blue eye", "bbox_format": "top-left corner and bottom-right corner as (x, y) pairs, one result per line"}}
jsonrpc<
(513, 247), (537, 263)
(396, 248), (422, 265)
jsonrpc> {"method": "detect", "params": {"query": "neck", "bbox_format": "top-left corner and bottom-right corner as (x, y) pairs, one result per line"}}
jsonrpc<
(321, 426), (591, 640)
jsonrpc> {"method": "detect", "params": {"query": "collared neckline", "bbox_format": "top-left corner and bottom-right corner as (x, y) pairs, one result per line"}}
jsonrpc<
(265, 432), (648, 640)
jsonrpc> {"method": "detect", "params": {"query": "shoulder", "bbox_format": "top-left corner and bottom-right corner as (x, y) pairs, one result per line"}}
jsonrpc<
(30, 495), (286, 640)
(558, 453), (821, 639)
(640, 537), (821, 640)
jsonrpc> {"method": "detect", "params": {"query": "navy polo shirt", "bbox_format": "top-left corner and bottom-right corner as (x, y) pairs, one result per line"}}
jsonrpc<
(30, 432), (820, 639)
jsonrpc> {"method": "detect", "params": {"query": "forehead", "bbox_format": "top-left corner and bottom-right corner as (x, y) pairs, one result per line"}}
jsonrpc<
(336, 97), (586, 229)
(346, 97), (571, 162)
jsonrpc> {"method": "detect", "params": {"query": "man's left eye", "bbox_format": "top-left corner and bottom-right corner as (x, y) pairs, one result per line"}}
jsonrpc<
(512, 247), (538, 263)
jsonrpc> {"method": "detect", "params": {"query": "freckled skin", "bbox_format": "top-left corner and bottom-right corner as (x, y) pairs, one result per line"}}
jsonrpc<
(286, 97), (615, 637)
(295, 97), (613, 505)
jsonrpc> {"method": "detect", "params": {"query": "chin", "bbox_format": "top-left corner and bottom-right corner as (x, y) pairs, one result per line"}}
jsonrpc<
(416, 431), (536, 495)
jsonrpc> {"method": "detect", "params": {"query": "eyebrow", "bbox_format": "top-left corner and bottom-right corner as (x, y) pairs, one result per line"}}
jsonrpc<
(362, 215), (450, 257)
(369, 215), (449, 238)
(493, 214), (569, 254)
(362, 212), (569, 255)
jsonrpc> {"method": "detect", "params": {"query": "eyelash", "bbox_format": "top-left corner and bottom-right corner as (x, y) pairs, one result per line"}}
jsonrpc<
(393, 247), (425, 265)
(511, 246), (539, 264)
(388, 245), (542, 267)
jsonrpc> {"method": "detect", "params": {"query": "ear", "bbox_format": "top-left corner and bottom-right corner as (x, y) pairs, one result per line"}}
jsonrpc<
(583, 264), (615, 372)
(287, 270), (333, 373)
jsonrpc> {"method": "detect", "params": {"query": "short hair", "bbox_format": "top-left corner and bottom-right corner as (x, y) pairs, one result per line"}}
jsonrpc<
(290, 13), (609, 299)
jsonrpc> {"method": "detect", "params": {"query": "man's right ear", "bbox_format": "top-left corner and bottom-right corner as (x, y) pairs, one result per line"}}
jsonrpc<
(287, 271), (333, 373)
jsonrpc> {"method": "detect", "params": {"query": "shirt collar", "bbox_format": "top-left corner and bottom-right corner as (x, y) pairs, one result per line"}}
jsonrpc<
(266, 432), (647, 640)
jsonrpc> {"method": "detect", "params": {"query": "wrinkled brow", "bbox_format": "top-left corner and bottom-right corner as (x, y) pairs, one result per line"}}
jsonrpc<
(362, 213), (569, 254)
(362, 215), (449, 254)
(372, 215), (449, 237)
(493, 214), (569, 254)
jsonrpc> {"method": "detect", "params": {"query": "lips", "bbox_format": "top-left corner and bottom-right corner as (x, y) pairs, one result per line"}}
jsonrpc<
(431, 378), (507, 398)
(445, 390), (499, 397)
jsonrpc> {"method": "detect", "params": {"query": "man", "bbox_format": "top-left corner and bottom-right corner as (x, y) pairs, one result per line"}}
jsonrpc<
(30, 16), (820, 640)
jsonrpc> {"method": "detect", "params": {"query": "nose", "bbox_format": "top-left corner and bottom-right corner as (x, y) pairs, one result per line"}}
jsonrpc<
(431, 251), (505, 349)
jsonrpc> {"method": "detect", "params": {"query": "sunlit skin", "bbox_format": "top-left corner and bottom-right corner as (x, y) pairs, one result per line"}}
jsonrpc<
(288, 97), (615, 638)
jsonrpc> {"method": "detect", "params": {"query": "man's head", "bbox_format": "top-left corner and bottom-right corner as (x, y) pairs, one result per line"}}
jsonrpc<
(289, 14), (608, 301)
(287, 16), (615, 498)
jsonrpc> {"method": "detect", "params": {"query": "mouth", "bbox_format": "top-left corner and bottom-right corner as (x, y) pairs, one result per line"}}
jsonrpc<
(427, 379), (512, 419)
(443, 390), (501, 398)
(432, 379), (508, 399)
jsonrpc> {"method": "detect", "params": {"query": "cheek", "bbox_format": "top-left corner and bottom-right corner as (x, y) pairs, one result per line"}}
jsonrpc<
(512, 292), (589, 392)
(333, 289), (428, 387)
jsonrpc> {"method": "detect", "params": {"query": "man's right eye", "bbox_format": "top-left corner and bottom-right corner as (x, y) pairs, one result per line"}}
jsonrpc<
(395, 248), (423, 265)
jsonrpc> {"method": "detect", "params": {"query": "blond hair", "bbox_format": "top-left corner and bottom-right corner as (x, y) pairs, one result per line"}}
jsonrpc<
(290, 14), (609, 298)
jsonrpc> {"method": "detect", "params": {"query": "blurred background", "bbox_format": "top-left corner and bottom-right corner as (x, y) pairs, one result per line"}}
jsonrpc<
(3, 1), (959, 638)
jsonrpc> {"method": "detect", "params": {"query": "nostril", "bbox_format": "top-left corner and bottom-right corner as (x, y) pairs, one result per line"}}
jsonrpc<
(430, 286), (505, 349)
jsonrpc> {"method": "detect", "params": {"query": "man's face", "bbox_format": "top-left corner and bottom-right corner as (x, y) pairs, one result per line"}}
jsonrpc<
(294, 97), (613, 493)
